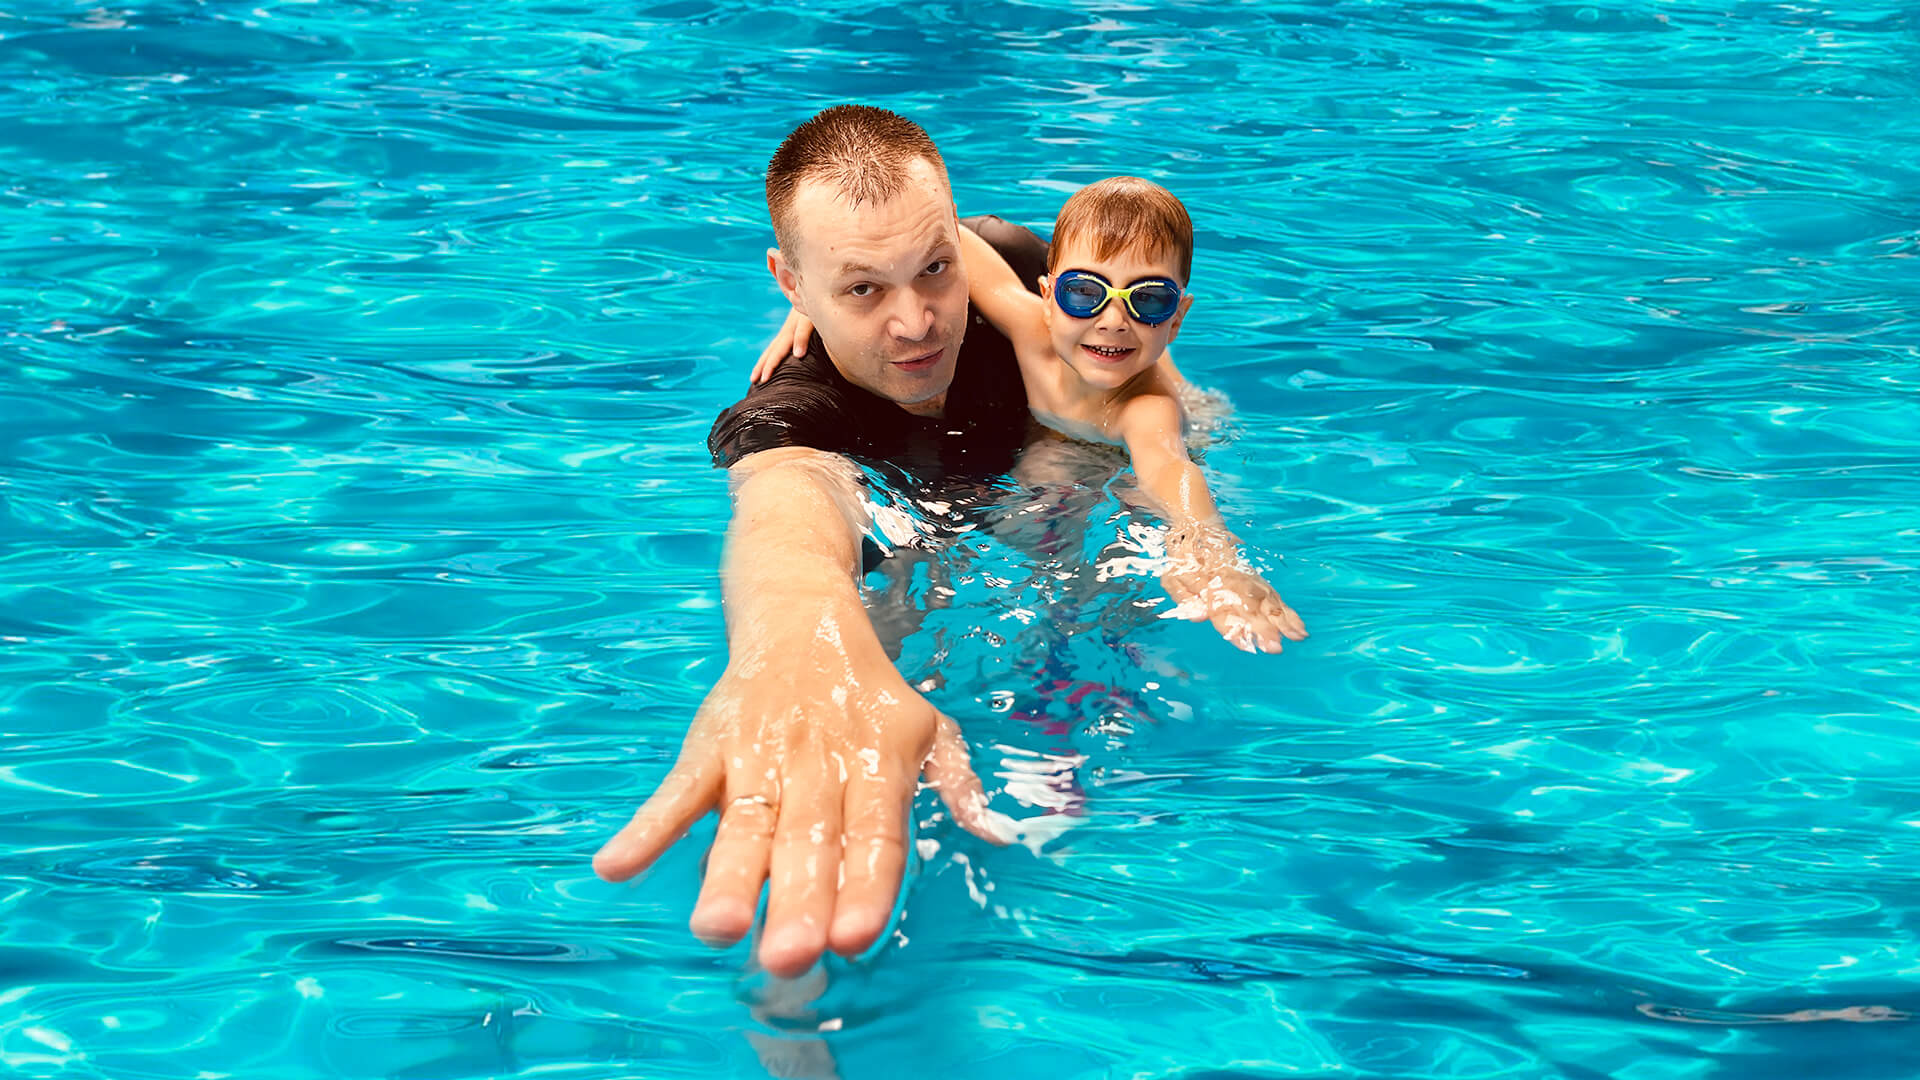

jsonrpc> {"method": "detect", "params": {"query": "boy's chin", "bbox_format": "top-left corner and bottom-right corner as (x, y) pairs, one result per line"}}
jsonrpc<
(1075, 363), (1147, 387)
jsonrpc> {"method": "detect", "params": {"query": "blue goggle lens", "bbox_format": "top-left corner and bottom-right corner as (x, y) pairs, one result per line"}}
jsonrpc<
(1053, 272), (1182, 325)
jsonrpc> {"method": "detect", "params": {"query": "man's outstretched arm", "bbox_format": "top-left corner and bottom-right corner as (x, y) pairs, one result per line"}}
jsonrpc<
(593, 446), (1003, 977)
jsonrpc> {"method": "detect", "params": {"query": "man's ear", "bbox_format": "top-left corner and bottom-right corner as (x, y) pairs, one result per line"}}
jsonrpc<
(767, 246), (807, 315)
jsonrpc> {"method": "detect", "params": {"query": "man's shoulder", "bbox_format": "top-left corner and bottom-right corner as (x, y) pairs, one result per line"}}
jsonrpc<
(707, 350), (890, 468)
(722, 351), (854, 419)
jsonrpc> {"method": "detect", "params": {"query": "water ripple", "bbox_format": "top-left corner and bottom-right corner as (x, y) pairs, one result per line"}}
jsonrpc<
(4, 1), (1918, 1077)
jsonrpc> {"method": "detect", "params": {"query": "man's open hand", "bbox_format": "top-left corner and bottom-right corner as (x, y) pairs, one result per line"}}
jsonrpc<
(593, 650), (1003, 978)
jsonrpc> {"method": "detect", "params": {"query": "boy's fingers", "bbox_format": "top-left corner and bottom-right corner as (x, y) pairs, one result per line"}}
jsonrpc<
(1212, 610), (1258, 652)
(1282, 608), (1308, 641)
(1237, 605), (1285, 653)
(1266, 597), (1308, 640)
(1230, 609), (1283, 654)
(1250, 613), (1286, 654)
(1161, 574), (1206, 620)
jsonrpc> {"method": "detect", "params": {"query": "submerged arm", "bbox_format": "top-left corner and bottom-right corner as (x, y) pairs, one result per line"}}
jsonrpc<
(1116, 393), (1308, 653)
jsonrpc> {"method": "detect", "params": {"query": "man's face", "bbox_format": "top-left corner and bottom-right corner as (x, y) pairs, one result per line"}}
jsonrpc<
(769, 158), (969, 413)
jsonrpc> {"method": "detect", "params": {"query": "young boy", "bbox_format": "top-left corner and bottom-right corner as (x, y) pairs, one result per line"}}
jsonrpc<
(756, 177), (1306, 654)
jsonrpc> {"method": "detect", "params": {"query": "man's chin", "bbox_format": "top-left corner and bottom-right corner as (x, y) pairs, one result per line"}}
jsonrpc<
(886, 350), (956, 412)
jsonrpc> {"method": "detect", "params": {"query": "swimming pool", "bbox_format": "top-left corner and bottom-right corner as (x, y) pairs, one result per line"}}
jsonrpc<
(3, 1), (1917, 1076)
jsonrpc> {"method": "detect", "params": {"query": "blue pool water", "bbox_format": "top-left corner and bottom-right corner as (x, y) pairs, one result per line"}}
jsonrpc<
(4, 1), (1918, 1076)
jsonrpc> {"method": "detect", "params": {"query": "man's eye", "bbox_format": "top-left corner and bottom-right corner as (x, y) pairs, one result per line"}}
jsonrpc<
(924, 259), (949, 276)
(848, 283), (875, 297)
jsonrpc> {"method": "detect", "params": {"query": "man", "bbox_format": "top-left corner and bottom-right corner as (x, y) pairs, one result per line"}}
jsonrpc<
(592, 106), (1042, 978)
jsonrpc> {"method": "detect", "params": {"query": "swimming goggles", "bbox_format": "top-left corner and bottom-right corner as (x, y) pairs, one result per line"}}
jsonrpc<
(1050, 269), (1184, 326)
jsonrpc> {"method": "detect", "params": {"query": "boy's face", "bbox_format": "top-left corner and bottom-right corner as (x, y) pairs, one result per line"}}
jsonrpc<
(1041, 237), (1194, 391)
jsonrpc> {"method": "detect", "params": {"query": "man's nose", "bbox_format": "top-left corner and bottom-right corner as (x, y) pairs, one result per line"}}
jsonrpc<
(888, 290), (936, 341)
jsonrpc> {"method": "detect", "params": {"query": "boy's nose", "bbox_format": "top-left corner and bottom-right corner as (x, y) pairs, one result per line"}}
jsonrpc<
(1095, 299), (1135, 331)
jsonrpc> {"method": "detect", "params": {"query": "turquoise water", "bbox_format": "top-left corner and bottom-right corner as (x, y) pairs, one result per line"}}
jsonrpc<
(4, 1), (1919, 1076)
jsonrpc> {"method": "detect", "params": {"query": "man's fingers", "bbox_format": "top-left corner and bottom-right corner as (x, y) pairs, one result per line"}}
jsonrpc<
(690, 783), (780, 947)
(924, 712), (1008, 846)
(830, 771), (914, 956)
(759, 761), (842, 978)
(593, 757), (721, 883)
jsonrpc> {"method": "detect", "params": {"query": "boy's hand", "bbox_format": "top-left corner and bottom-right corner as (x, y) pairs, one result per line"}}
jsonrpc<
(1160, 531), (1308, 653)
(752, 308), (815, 384)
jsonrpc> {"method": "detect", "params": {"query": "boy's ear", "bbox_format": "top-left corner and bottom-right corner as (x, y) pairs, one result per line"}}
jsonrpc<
(767, 247), (808, 315)
(1164, 292), (1195, 342)
(1036, 273), (1050, 296)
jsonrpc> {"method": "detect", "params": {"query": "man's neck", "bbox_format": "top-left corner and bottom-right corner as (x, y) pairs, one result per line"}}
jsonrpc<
(901, 393), (947, 418)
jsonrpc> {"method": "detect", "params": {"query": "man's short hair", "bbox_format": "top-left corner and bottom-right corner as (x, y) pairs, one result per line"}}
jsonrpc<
(1048, 177), (1194, 285)
(765, 105), (950, 256)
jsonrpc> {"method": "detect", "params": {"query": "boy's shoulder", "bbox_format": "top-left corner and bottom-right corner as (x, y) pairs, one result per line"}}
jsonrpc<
(1114, 381), (1184, 422)
(1107, 371), (1193, 442)
(1118, 362), (1189, 410)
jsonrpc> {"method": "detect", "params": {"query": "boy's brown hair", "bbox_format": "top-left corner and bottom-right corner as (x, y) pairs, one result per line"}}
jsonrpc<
(1049, 177), (1194, 285)
(764, 105), (950, 257)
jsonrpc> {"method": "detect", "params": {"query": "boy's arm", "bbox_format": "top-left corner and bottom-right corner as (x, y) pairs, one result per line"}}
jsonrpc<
(956, 225), (1050, 352)
(1116, 393), (1308, 654)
